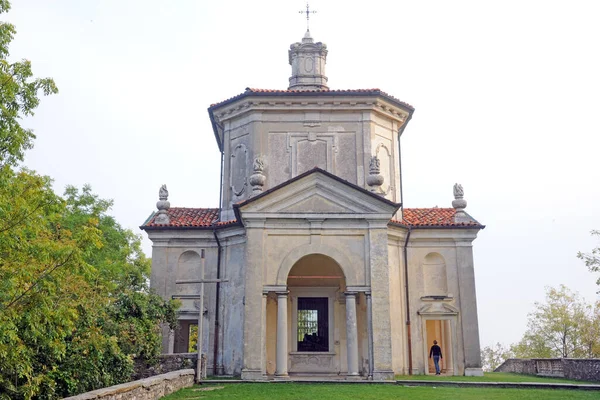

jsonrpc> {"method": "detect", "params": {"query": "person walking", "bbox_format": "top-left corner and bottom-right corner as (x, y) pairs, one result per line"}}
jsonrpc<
(429, 340), (443, 375)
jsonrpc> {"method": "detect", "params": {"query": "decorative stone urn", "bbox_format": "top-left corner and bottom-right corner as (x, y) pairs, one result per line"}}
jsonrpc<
(366, 156), (384, 193)
(249, 156), (266, 195)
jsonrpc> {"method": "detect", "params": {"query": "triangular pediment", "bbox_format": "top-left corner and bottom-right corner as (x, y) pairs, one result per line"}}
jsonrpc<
(237, 169), (399, 217)
(417, 302), (459, 316)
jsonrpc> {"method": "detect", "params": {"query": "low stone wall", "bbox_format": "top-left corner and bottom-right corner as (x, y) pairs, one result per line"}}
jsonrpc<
(495, 359), (600, 382)
(63, 369), (195, 400)
(134, 353), (198, 380)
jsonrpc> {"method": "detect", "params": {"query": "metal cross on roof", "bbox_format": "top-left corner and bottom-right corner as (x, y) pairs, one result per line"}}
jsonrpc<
(299, 2), (317, 31)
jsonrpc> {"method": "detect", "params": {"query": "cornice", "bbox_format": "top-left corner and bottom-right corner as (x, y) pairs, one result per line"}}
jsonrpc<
(212, 96), (410, 126)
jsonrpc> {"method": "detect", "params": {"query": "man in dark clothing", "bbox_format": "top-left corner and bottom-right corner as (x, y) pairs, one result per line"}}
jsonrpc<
(429, 340), (443, 375)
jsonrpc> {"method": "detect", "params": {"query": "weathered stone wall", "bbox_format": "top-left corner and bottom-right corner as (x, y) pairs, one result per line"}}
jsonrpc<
(63, 369), (194, 400)
(495, 358), (600, 382)
(495, 358), (539, 375)
(134, 354), (197, 380)
(562, 359), (600, 382)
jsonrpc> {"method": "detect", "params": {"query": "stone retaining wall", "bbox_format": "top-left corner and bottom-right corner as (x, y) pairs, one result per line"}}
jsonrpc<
(134, 353), (198, 380)
(495, 359), (600, 382)
(63, 369), (195, 400)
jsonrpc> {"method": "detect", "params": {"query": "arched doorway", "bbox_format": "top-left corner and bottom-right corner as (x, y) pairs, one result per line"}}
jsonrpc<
(286, 254), (348, 375)
(287, 254), (346, 360)
(266, 252), (367, 378)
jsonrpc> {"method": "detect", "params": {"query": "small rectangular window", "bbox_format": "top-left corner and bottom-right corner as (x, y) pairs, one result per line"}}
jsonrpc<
(297, 297), (328, 352)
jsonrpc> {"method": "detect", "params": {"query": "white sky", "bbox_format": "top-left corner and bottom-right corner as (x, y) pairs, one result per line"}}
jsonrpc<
(7, 0), (600, 349)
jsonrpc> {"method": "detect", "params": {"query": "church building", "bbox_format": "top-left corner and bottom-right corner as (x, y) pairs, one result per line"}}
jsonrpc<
(141, 28), (485, 380)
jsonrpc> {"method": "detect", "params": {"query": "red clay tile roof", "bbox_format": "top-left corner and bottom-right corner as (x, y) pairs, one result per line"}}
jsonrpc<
(392, 208), (483, 228)
(208, 88), (415, 111)
(142, 207), (483, 229)
(142, 208), (237, 228)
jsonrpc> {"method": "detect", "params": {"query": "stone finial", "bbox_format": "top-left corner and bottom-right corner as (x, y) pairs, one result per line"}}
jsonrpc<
(452, 183), (471, 223)
(452, 183), (467, 210)
(366, 156), (384, 194)
(154, 184), (171, 225)
(248, 156), (267, 195)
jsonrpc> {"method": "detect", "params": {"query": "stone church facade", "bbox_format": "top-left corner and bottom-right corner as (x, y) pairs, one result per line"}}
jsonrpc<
(141, 30), (485, 380)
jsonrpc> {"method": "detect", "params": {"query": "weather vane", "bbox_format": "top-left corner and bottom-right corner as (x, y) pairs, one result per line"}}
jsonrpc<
(299, 2), (317, 31)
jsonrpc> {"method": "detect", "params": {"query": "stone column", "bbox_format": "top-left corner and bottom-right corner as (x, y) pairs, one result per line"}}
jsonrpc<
(456, 241), (484, 376)
(168, 328), (175, 354)
(345, 292), (360, 377)
(366, 292), (374, 379)
(275, 291), (289, 377)
(261, 291), (268, 377)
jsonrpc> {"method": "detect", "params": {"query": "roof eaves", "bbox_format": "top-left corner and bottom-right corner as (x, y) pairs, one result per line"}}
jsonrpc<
(208, 88), (415, 113)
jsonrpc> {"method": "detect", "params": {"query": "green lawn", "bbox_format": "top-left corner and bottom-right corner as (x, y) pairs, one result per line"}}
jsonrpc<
(163, 383), (599, 400)
(395, 372), (595, 384)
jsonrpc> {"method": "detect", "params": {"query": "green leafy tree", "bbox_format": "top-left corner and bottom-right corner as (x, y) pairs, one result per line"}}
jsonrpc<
(0, 3), (177, 397)
(480, 343), (513, 372)
(510, 285), (593, 359)
(578, 301), (600, 358)
(0, 169), (107, 399)
(578, 230), (600, 293)
(0, 0), (57, 169)
(0, 176), (178, 399)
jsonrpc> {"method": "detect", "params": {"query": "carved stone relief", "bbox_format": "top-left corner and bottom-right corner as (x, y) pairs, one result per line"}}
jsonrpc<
(230, 143), (248, 197)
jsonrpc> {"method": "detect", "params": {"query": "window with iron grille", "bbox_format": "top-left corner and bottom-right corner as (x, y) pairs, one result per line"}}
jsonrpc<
(297, 297), (328, 352)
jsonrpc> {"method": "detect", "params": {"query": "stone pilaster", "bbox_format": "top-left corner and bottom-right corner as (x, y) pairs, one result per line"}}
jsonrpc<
(345, 292), (360, 377)
(456, 241), (484, 376)
(368, 224), (394, 380)
(241, 227), (267, 380)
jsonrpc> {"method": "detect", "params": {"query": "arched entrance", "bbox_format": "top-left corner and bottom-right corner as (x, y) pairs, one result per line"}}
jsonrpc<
(265, 253), (366, 378)
(287, 254), (345, 375)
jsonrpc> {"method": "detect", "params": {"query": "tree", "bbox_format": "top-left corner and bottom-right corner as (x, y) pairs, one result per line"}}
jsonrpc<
(481, 343), (513, 372)
(578, 301), (600, 358)
(0, 177), (177, 399)
(510, 285), (594, 359)
(578, 230), (600, 293)
(0, 0), (57, 169)
(0, 2), (178, 397)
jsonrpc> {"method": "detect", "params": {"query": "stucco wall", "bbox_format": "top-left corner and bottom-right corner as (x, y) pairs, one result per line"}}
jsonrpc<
(63, 369), (195, 400)
(216, 97), (410, 221)
(496, 358), (600, 382)
(147, 228), (247, 377)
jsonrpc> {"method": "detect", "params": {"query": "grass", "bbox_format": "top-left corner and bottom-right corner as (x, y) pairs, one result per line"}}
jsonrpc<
(162, 383), (600, 400)
(395, 372), (596, 384)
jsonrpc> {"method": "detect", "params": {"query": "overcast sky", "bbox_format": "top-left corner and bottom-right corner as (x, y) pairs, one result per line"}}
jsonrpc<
(7, 0), (600, 348)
